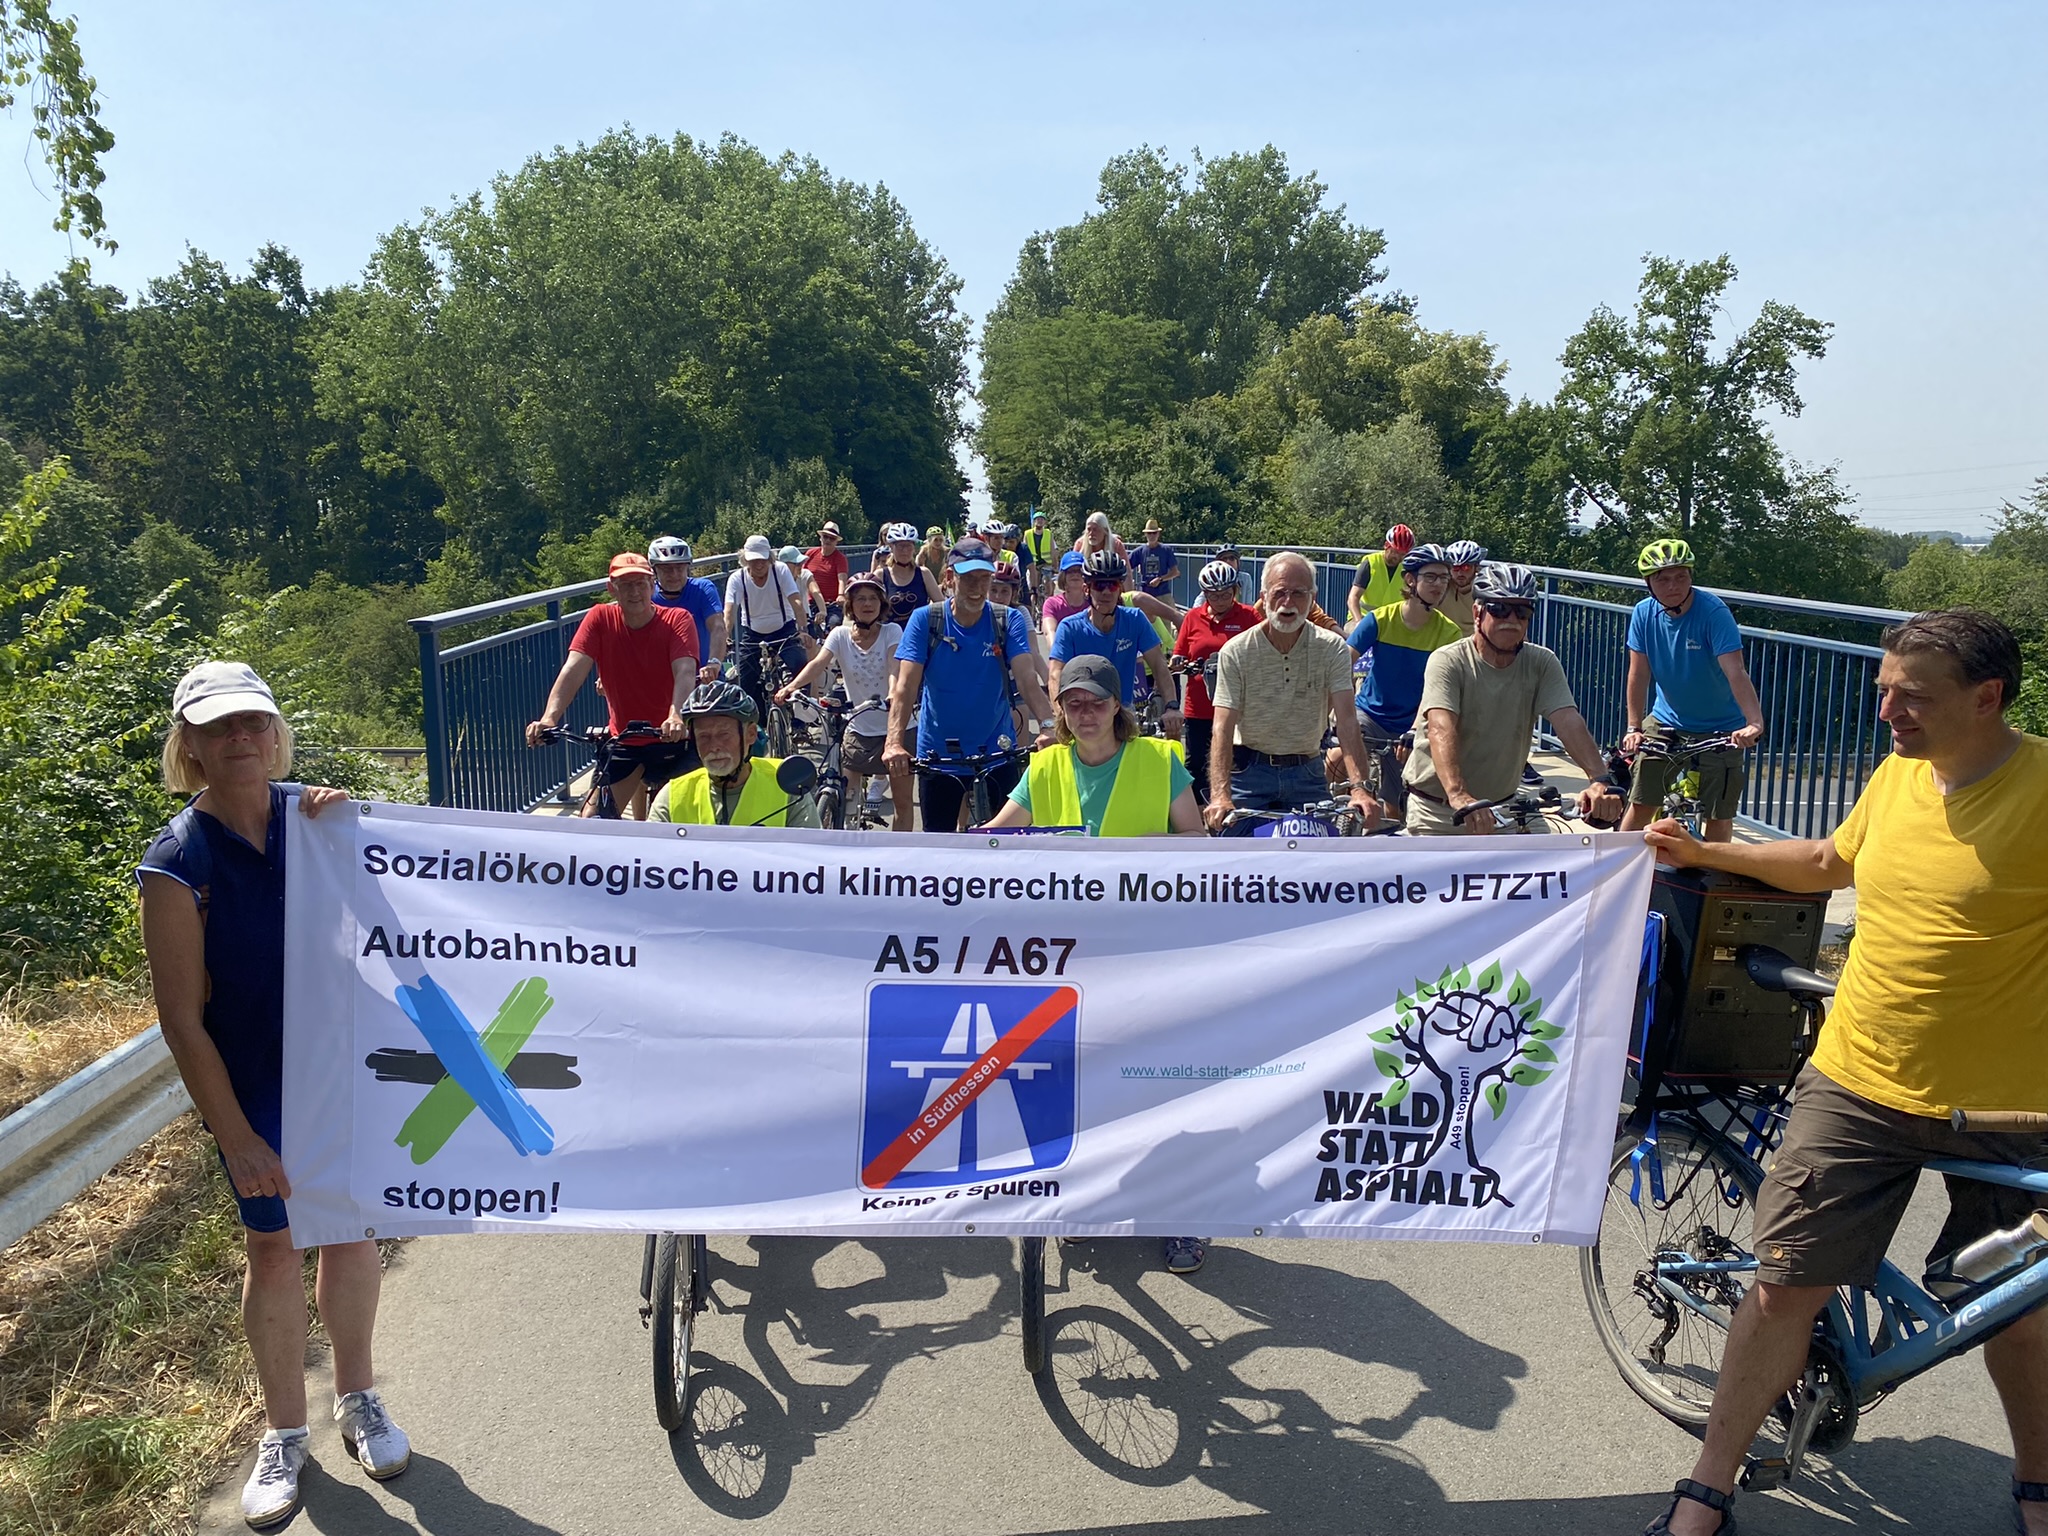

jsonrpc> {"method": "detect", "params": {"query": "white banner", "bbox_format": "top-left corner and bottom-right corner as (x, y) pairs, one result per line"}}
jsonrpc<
(281, 801), (1653, 1250)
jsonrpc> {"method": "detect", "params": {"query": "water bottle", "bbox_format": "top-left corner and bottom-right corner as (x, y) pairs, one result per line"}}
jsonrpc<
(1926, 1211), (2048, 1299)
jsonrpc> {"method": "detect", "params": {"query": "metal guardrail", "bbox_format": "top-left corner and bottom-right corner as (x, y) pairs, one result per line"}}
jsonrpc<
(0, 1026), (192, 1251)
(415, 540), (1905, 838)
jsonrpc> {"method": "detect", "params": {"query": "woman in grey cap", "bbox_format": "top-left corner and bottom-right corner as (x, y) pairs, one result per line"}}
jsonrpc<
(137, 661), (412, 1527)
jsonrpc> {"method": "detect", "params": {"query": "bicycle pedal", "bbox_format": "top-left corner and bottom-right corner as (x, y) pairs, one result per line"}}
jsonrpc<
(1739, 1455), (1790, 1492)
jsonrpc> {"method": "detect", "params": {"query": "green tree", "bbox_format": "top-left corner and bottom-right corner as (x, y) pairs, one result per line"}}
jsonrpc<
(988, 145), (1386, 397)
(336, 130), (968, 581)
(1555, 254), (1877, 599)
(1252, 414), (1453, 548)
(1, 0), (115, 247)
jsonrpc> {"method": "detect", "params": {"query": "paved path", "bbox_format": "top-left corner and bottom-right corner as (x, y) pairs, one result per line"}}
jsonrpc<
(202, 1177), (2017, 1535)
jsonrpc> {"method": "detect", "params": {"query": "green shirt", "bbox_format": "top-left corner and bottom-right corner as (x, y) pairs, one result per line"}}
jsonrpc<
(1008, 741), (1193, 834)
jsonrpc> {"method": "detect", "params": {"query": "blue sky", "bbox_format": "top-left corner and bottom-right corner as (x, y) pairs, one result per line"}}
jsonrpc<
(3, 1), (2042, 534)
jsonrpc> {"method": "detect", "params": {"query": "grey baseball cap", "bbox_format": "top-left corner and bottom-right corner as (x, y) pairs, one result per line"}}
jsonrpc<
(1056, 653), (1120, 702)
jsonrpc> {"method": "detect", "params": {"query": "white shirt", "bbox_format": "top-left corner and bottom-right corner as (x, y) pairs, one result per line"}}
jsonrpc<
(726, 565), (802, 634)
(822, 622), (902, 733)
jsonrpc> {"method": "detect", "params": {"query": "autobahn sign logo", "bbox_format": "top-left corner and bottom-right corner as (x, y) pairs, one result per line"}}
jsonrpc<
(860, 983), (1079, 1190)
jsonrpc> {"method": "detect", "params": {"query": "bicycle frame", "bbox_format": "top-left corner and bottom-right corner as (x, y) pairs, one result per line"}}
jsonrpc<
(1642, 1147), (2048, 1403)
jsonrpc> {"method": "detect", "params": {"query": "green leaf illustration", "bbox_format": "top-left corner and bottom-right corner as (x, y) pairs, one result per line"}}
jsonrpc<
(1508, 1063), (1553, 1088)
(1373, 1048), (1404, 1079)
(1485, 1081), (1508, 1118)
(1528, 1019), (1564, 1041)
(1382, 1076), (1412, 1108)
(1368, 1025), (1398, 1045)
(1520, 999), (1545, 1023)
(1475, 959), (1503, 995)
(1518, 1040), (1558, 1063)
(1507, 971), (1531, 1008)
(1451, 964), (1472, 990)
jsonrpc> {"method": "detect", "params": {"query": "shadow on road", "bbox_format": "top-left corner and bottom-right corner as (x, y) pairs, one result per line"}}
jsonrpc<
(289, 1454), (567, 1534)
(666, 1235), (1018, 1516)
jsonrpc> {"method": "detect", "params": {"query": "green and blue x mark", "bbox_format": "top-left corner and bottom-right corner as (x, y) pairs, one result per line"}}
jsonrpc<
(372, 975), (579, 1164)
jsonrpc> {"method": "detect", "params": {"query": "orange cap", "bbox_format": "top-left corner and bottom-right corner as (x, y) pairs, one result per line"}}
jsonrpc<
(608, 552), (653, 577)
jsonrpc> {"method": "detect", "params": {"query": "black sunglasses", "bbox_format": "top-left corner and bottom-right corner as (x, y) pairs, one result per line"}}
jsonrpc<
(1480, 601), (1535, 620)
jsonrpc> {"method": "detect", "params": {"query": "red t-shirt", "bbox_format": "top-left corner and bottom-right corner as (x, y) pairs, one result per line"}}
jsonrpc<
(569, 603), (697, 733)
(803, 546), (849, 602)
(1173, 601), (1259, 719)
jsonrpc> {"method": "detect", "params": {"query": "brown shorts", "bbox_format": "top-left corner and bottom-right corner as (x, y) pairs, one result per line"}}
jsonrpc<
(1752, 1064), (2044, 1288)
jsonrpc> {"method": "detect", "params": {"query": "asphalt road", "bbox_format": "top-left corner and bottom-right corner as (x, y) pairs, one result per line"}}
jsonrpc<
(199, 1173), (2020, 1536)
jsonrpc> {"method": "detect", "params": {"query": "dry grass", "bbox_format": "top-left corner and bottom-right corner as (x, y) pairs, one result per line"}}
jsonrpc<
(0, 986), (292, 1536)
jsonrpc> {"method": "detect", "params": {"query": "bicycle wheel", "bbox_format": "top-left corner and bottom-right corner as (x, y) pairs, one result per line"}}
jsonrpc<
(1020, 1236), (1046, 1374)
(816, 786), (842, 830)
(766, 705), (793, 760)
(1581, 1119), (1760, 1427)
(651, 1233), (704, 1431)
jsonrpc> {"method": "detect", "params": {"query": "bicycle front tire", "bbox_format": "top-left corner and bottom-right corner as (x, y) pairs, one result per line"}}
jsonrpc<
(1581, 1119), (1760, 1427)
(1020, 1236), (1046, 1374)
(816, 787), (842, 830)
(651, 1233), (703, 1431)
(766, 706), (793, 760)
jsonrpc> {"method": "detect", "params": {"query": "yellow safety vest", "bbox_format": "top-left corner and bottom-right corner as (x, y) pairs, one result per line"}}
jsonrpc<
(664, 761), (791, 827)
(1023, 527), (1055, 564)
(1025, 738), (1178, 837)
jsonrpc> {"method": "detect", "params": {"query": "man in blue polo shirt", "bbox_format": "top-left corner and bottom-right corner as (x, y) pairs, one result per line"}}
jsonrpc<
(648, 536), (726, 682)
(1048, 549), (1172, 707)
(886, 536), (1057, 832)
(1620, 538), (1766, 843)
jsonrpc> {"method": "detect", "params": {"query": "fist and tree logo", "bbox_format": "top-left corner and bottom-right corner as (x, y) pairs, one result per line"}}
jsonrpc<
(1369, 960), (1564, 1209)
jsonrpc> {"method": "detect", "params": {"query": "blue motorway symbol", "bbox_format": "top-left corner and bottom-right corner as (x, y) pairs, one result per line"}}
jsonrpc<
(860, 984), (1079, 1190)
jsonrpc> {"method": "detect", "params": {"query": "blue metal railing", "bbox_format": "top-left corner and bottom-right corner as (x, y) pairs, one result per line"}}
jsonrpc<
(414, 541), (1908, 836)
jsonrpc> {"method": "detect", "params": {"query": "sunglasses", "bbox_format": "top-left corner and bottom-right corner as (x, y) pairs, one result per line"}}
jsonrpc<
(1088, 578), (1123, 592)
(192, 710), (276, 738)
(1479, 601), (1535, 620)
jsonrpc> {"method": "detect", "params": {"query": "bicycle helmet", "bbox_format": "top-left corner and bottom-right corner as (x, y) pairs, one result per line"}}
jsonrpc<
(777, 545), (804, 565)
(1198, 559), (1240, 593)
(1444, 539), (1485, 568)
(992, 554), (1021, 583)
(843, 570), (886, 608)
(1400, 542), (1452, 575)
(1082, 548), (1129, 582)
(1471, 562), (1539, 602)
(648, 535), (692, 565)
(882, 521), (919, 545)
(1383, 524), (1416, 557)
(677, 680), (758, 725)
(1638, 537), (1695, 574)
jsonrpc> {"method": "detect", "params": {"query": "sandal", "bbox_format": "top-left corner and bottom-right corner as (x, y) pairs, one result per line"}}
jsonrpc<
(2014, 1477), (2048, 1535)
(1644, 1479), (1736, 1535)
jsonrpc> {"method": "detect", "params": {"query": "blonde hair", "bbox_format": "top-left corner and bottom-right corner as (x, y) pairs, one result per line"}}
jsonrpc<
(161, 714), (295, 795)
(1054, 695), (1138, 747)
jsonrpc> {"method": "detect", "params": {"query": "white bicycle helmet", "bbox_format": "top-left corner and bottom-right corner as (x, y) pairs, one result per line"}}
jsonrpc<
(1445, 539), (1486, 568)
(1198, 559), (1240, 592)
(648, 535), (692, 565)
(882, 521), (919, 545)
(1471, 562), (1538, 602)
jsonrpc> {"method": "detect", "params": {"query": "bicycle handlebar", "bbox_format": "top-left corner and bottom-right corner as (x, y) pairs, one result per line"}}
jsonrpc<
(1630, 732), (1742, 760)
(532, 720), (665, 747)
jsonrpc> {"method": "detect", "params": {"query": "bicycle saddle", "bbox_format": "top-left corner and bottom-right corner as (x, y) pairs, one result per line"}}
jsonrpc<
(1739, 944), (1835, 1000)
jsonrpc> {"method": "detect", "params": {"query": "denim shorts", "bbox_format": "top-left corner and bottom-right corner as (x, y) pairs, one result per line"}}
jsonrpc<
(214, 1139), (290, 1234)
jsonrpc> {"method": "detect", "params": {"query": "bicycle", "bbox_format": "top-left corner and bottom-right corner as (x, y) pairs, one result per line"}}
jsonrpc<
(915, 739), (1029, 829)
(640, 1231), (709, 1429)
(759, 649), (801, 759)
(1219, 798), (1376, 839)
(1617, 731), (1742, 834)
(1581, 950), (2048, 1494)
(807, 690), (892, 831)
(531, 721), (675, 819)
(1453, 787), (1617, 834)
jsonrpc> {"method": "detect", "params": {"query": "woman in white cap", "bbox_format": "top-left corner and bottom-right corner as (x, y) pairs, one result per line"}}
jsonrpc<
(137, 662), (411, 1527)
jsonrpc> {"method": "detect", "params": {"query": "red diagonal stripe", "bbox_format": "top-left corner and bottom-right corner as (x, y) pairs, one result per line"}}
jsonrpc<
(862, 987), (1077, 1190)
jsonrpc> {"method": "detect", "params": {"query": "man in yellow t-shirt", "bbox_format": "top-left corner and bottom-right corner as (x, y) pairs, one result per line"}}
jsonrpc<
(1641, 609), (2048, 1536)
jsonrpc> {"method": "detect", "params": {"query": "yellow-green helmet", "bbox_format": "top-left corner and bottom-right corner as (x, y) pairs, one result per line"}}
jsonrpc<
(1638, 537), (1694, 574)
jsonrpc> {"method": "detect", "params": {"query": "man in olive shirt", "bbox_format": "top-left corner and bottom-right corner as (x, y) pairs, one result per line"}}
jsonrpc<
(1206, 552), (1377, 830)
(1403, 563), (1620, 833)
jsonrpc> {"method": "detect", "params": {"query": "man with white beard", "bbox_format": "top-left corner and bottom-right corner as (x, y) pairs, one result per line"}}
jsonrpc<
(1205, 551), (1379, 831)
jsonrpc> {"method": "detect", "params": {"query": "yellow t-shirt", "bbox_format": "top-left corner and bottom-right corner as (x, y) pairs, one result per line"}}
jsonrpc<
(1814, 734), (2048, 1118)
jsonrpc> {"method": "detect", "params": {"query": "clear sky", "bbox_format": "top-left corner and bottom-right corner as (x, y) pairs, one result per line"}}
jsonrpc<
(3, 1), (2042, 534)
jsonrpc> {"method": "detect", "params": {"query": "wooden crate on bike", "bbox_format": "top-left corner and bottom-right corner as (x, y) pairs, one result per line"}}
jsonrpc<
(1631, 867), (1828, 1084)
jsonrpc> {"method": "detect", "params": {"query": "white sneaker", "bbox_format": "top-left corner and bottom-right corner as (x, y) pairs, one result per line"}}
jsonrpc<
(241, 1427), (309, 1528)
(334, 1388), (411, 1479)
(866, 778), (889, 803)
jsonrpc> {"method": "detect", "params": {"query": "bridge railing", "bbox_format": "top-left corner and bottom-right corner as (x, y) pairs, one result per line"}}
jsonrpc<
(415, 541), (1907, 837)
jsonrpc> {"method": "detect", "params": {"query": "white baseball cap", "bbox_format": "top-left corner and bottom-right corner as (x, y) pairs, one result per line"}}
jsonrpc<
(742, 534), (774, 560)
(172, 661), (278, 724)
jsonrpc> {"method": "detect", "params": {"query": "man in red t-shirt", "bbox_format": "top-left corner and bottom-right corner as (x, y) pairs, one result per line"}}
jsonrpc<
(1173, 559), (1260, 803)
(526, 553), (699, 817)
(802, 522), (850, 629)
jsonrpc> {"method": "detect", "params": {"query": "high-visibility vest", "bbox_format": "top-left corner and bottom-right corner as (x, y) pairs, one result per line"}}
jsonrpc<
(664, 760), (791, 827)
(1023, 527), (1055, 564)
(1024, 737), (1178, 837)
